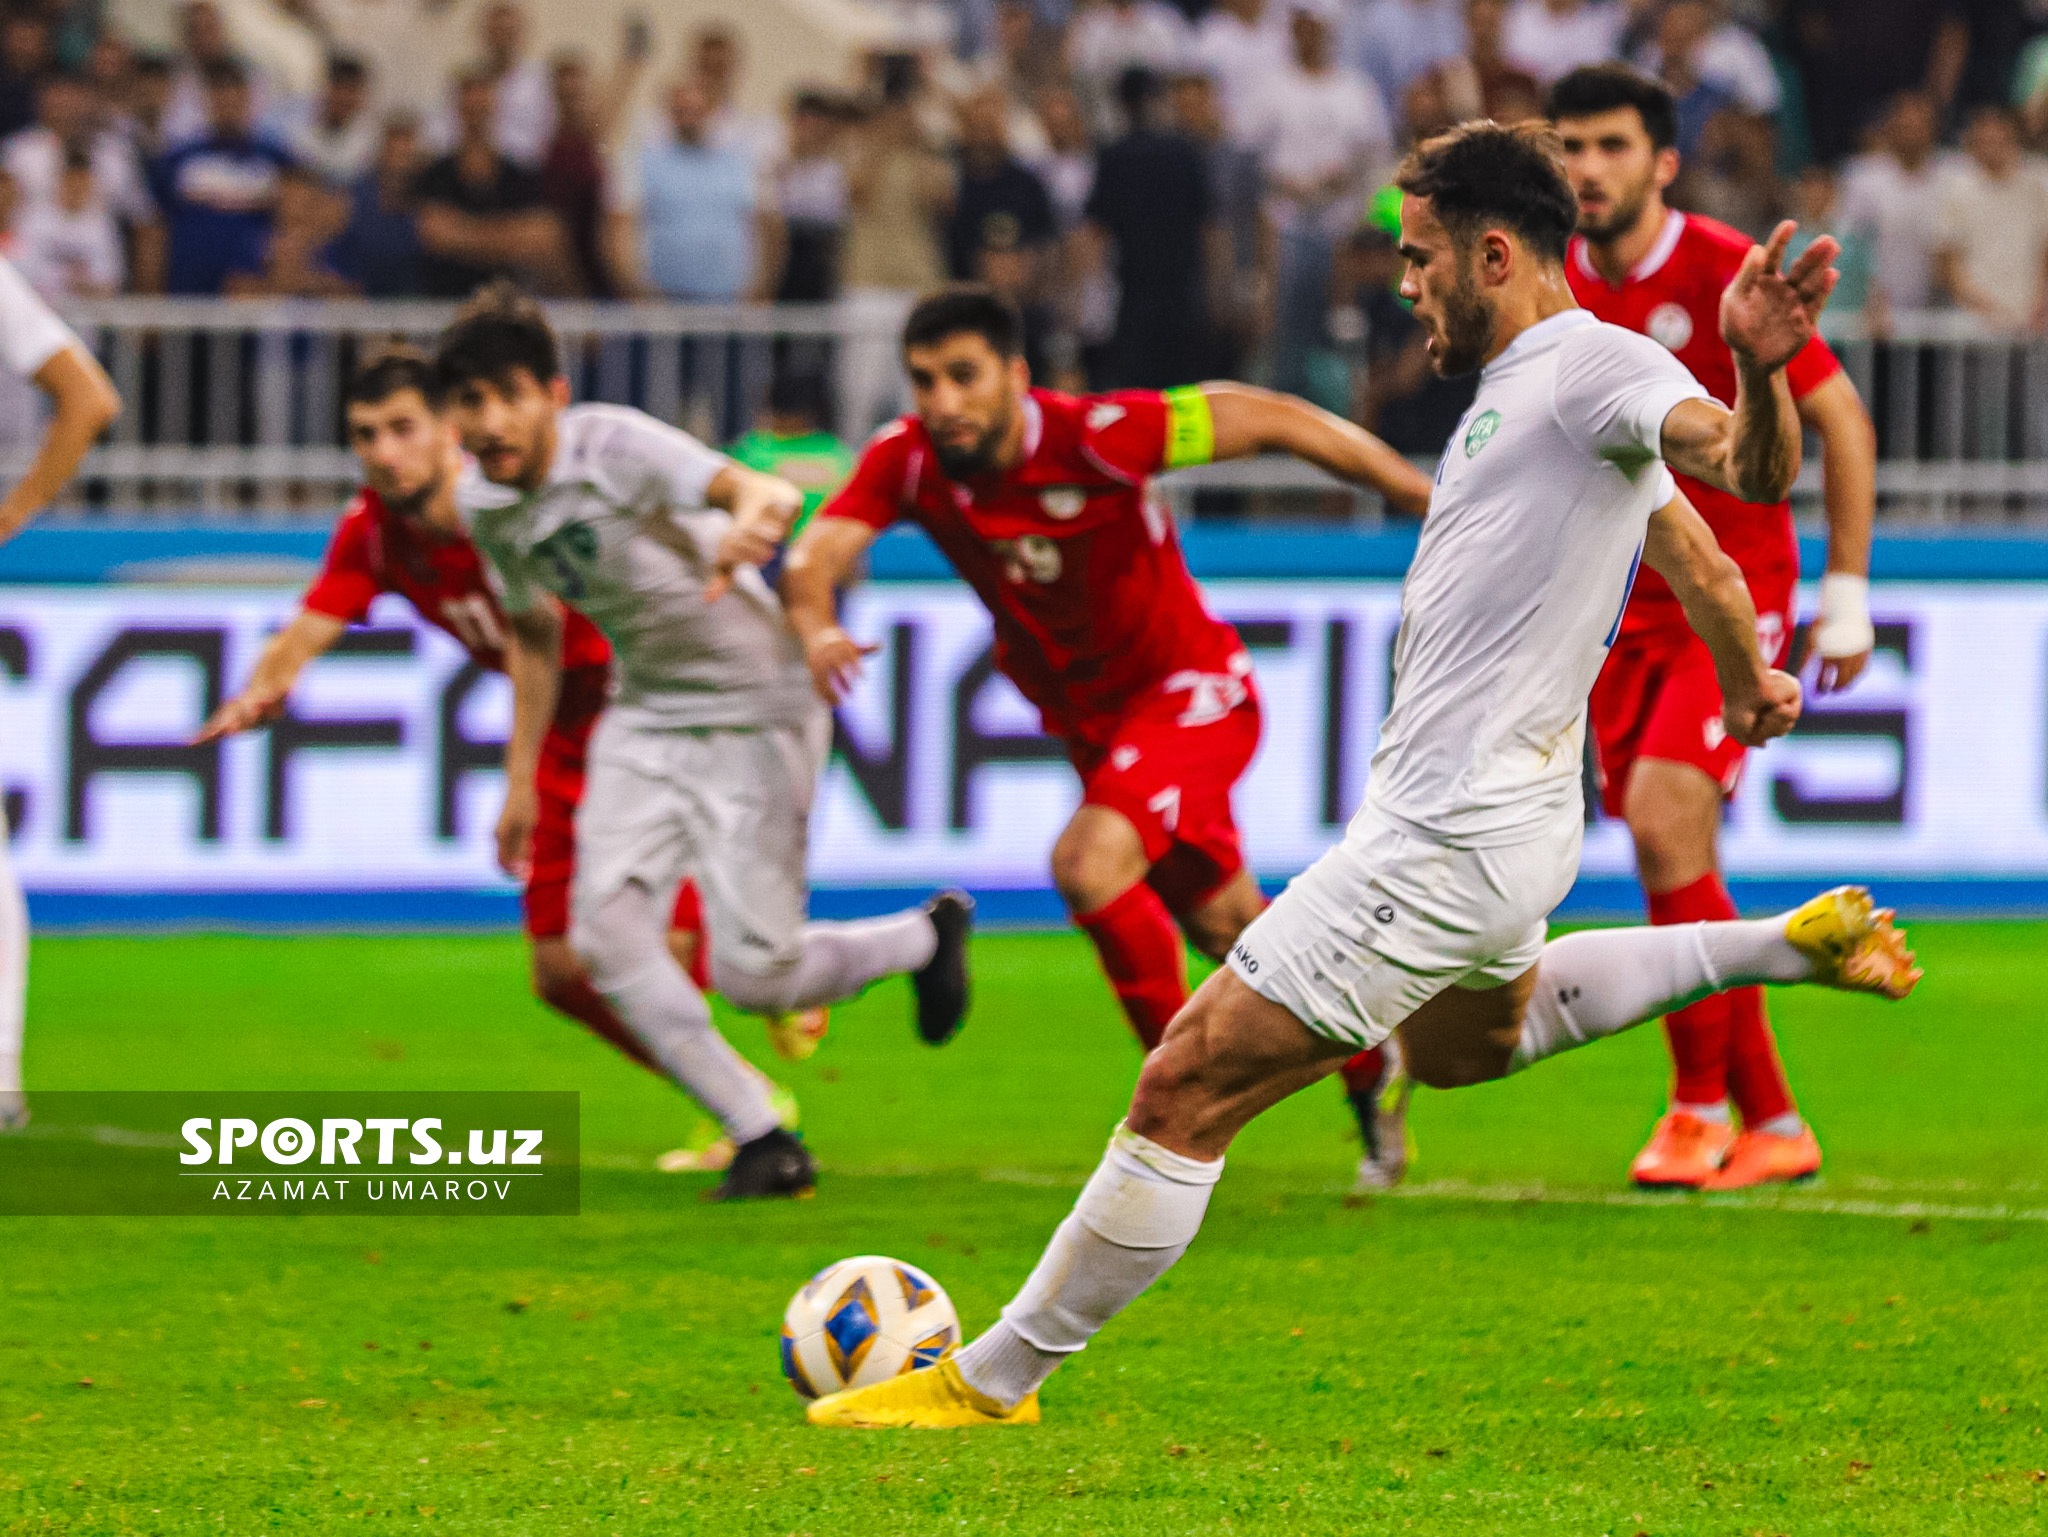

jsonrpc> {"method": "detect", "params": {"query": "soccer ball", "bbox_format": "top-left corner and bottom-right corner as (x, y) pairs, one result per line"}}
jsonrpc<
(779, 1255), (959, 1400)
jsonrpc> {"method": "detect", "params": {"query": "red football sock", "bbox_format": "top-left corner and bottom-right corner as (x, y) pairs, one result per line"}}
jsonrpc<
(670, 878), (711, 991)
(1339, 1047), (1386, 1097)
(1726, 985), (1798, 1128)
(1077, 881), (1188, 1051)
(1646, 871), (1739, 1108)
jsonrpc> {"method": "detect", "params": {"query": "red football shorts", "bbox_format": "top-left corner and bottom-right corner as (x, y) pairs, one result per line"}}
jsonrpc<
(1069, 661), (1263, 913)
(521, 669), (700, 941)
(1590, 563), (1797, 819)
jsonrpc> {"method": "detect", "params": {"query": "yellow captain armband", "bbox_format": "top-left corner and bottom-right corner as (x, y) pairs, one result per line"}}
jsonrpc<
(1160, 385), (1215, 469)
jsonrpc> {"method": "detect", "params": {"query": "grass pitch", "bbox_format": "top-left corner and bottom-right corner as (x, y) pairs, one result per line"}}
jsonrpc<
(2, 922), (2045, 1535)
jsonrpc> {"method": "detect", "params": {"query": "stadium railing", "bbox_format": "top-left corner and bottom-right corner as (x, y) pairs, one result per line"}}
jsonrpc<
(7, 299), (2046, 523)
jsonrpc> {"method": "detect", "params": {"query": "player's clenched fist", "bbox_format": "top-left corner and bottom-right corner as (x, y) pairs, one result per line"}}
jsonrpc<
(803, 625), (881, 706)
(1722, 667), (1802, 747)
(496, 780), (539, 879)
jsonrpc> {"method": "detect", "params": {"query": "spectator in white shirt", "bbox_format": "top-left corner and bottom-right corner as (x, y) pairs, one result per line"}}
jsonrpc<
(1348, 0), (1468, 130)
(1934, 105), (2048, 333)
(162, 0), (286, 149)
(427, 1), (554, 168)
(1628, 0), (1778, 116)
(1067, 0), (1189, 138)
(289, 54), (378, 187)
(4, 73), (156, 229)
(1188, 0), (1289, 135)
(13, 146), (123, 300)
(1839, 90), (1948, 323)
(1502, 0), (1624, 85)
(1240, 0), (1392, 399)
(694, 25), (783, 177)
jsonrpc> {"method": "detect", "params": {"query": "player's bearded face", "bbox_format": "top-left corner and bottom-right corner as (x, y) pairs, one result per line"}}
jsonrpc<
(347, 392), (450, 514)
(907, 339), (1020, 479)
(448, 371), (560, 490)
(1422, 244), (1497, 379)
(1557, 111), (1661, 242)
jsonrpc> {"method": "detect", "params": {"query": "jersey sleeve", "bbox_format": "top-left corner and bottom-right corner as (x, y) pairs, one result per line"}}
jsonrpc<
(818, 422), (916, 530)
(605, 411), (729, 514)
(1555, 324), (1711, 474)
(1082, 387), (1216, 482)
(301, 503), (383, 623)
(0, 254), (81, 379)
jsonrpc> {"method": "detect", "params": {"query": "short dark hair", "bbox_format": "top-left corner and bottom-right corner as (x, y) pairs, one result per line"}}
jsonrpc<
(901, 284), (1024, 358)
(768, 367), (831, 423)
(200, 56), (249, 90)
(326, 52), (368, 86)
(1547, 64), (1679, 153)
(435, 280), (559, 394)
(346, 345), (440, 409)
(1394, 120), (1578, 263)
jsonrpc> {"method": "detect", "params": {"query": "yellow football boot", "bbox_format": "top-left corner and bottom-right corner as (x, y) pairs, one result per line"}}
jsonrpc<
(1783, 886), (1922, 1000)
(806, 1359), (1040, 1429)
(765, 1007), (830, 1063)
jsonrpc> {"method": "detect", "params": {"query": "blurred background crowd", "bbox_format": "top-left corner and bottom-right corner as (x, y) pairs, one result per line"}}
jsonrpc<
(0, 0), (2038, 446)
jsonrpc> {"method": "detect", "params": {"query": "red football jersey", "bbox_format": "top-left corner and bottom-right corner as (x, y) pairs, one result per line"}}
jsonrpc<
(304, 486), (613, 712)
(1566, 210), (1841, 635)
(822, 388), (1245, 748)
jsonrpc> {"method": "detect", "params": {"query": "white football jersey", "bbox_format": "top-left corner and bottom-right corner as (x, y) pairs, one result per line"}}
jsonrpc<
(0, 253), (83, 445)
(1365, 308), (1709, 846)
(462, 403), (816, 731)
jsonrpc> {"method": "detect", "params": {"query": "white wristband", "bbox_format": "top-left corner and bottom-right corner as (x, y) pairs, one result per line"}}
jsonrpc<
(1813, 572), (1874, 659)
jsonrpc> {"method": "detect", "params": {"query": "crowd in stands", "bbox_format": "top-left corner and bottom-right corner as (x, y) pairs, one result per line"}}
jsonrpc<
(0, 0), (2040, 435)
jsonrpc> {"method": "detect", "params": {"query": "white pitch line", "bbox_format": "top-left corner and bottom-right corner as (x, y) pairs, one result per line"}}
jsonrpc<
(1380, 1178), (2048, 1224)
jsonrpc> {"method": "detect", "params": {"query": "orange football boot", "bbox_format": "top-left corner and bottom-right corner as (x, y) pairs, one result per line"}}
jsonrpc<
(1629, 1110), (1736, 1188)
(1701, 1125), (1822, 1190)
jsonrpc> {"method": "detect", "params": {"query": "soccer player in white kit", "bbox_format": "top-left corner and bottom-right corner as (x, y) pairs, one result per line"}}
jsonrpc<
(808, 121), (1921, 1426)
(435, 286), (970, 1201)
(0, 256), (121, 1130)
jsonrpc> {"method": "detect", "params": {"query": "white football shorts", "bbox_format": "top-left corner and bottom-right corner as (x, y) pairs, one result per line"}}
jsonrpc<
(571, 708), (832, 976)
(1225, 804), (1583, 1050)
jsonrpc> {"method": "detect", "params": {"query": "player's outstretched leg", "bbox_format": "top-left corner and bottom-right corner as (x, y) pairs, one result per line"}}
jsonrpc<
(808, 968), (1348, 1428)
(712, 893), (972, 1047)
(0, 834), (26, 1130)
(1408, 886), (1918, 1091)
(1340, 1043), (1412, 1196)
(574, 884), (814, 1201)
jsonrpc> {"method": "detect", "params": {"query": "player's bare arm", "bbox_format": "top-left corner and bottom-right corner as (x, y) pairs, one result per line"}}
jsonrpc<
(1660, 222), (1839, 504)
(194, 611), (349, 742)
(702, 462), (806, 603)
(782, 516), (883, 705)
(0, 345), (119, 544)
(1642, 492), (1801, 746)
(1199, 383), (1433, 517)
(1796, 370), (1878, 694)
(496, 601), (565, 878)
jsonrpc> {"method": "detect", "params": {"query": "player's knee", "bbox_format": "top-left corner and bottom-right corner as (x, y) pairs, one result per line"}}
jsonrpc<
(570, 886), (663, 991)
(1052, 826), (1143, 914)
(709, 952), (800, 1014)
(1400, 1024), (1512, 1089)
(530, 939), (589, 1012)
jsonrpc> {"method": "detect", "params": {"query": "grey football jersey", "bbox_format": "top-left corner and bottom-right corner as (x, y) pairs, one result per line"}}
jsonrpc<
(462, 403), (816, 731)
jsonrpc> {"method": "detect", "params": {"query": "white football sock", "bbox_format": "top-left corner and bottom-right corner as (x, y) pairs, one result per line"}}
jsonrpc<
(713, 910), (937, 1015)
(1755, 1111), (1805, 1138)
(1673, 1099), (1732, 1125)
(0, 835), (25, 1096)
(1512, 918), (1811, 1073)
(575, 887), (780, 1145)
(954, 1123), (1223, 1409)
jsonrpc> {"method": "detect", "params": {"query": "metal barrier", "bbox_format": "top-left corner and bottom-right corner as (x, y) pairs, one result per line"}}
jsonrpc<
(4, 299), (2044, 523)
